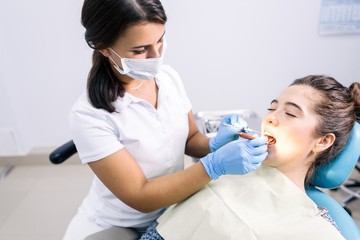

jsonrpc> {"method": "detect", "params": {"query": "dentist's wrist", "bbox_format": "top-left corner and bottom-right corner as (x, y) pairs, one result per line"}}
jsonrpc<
(200, 153), (221, 180)
(208, 137), (217, 153)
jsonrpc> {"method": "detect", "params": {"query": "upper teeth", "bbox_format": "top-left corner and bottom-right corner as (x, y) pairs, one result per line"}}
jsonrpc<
(264, 131), (273, 136)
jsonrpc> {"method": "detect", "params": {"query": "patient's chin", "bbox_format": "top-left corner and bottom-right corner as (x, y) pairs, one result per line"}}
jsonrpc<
(262, 161), (270, 166)
(262, 151), (276, 165)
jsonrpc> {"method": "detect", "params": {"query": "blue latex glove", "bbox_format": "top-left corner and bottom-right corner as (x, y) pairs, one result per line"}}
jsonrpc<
(201, 136), (268, 180)
(209, 114), (248, 152)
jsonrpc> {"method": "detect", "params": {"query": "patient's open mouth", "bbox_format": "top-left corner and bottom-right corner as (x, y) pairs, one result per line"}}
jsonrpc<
(238, 131), (276, 145)
(265, 135), (276, 145)
(264, 131), (276, 145)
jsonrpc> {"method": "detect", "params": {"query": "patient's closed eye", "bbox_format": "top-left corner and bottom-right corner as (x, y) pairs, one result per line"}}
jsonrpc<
(267, 107), (297, 118)
(286, 112), (297, 117)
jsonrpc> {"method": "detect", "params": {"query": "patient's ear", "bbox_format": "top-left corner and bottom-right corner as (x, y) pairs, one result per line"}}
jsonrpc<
(313, 133), (336, 153)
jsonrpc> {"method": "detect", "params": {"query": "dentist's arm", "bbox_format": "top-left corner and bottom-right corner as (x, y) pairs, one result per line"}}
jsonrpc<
(88, 112), (267, 213)
(88, 137), (268, 213)
(88, 149), (211, 213)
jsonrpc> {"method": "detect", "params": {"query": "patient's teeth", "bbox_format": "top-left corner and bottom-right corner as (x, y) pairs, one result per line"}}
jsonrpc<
(266, 136), (276, 145)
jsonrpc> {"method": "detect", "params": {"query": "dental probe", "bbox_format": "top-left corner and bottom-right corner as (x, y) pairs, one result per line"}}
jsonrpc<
(244, 128), (261, 135)
(223, 124), (275, 144)
(222, 123), (261, 135)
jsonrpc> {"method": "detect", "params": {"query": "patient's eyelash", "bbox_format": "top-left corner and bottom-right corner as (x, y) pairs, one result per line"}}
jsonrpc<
(267, 108), (296, 117)
(286, 112), (296, 117)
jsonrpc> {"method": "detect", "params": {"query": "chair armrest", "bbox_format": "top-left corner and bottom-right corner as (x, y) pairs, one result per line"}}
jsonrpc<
(49, 140), (77, 164)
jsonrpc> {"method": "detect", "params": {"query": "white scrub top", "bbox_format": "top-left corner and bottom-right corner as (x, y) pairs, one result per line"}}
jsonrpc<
(69, 65), (192, 229)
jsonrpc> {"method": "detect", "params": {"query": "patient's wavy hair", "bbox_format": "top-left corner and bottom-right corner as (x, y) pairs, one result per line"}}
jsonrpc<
(290, 75), (360, 185)
(81, 0), (167, 112)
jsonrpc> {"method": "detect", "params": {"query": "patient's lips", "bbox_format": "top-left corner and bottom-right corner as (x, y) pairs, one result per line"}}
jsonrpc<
(266, 136), (276, 145)
(238, 132), (276, 146)
(264, 131), (276, 145)
(238, 131), (276, 145)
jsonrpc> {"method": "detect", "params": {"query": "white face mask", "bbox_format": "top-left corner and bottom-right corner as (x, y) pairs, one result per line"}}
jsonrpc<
(108, 41), (167, 80)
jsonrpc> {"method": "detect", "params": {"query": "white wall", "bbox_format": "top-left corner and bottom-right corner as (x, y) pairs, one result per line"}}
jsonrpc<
(0, 0), (91, 155)
(1, 0), (359, 155)
(162, 0), (360, 114)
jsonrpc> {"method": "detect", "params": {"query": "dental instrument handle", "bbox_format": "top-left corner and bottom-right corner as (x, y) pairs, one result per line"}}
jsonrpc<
(238, 132), (255, 140)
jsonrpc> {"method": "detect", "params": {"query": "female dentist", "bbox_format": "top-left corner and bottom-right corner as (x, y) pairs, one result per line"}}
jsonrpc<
(63, 0), (268, 239)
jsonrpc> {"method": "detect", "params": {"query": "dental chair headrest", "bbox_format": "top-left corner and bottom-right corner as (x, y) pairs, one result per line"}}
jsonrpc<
(311, 122), (360, 189)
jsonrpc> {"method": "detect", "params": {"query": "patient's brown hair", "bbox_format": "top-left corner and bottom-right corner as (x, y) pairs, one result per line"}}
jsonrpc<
(290, 75), (360, 185)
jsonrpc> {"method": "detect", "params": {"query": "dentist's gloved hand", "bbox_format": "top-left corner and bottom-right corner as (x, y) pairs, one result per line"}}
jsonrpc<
(201, 136), (268, 180)
(209, 114), (248, 152)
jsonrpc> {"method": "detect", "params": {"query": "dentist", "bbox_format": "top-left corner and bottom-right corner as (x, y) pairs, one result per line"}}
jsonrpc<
(64, 0), (268, 239)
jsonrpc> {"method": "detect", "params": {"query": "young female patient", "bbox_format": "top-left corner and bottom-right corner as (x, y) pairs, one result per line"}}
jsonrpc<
(140, 75), (360, 240)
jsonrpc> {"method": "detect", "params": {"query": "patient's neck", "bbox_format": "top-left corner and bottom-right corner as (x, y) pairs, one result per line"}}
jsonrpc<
(286, 173), (306, 192)
(278, 166), (308, 192)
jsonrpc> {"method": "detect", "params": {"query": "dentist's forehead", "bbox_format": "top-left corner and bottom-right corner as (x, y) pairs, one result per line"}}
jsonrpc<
(118, 22), (165, 47)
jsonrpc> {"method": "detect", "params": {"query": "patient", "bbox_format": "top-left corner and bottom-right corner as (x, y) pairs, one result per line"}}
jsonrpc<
(140, 75), (360, 240)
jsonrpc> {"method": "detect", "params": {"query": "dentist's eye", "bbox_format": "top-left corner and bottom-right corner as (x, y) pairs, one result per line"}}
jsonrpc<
(267, 108), (275, 111)
(133, 49), (146, 55)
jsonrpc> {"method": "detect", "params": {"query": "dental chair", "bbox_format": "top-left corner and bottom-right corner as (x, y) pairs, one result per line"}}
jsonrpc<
(337, 156), (360, 214)
(50, 110), (360, 240)
(307, 121), (360, 240)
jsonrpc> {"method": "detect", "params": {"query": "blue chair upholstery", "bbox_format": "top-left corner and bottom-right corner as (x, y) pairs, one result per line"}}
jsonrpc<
(339, 156), (360, 213)
(311, 122), (360, 189)
(306, 186), (360, 240)
(307, 122), (360, 240)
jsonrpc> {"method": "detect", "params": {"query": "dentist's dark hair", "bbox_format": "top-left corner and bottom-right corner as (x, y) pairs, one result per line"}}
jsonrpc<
(81, 0), (167, 112)
(290, 75), (360, 185)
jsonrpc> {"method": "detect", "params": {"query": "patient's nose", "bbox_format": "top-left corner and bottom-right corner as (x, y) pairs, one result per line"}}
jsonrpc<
(265, 114), (279, 126)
